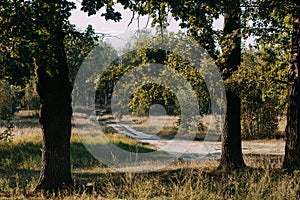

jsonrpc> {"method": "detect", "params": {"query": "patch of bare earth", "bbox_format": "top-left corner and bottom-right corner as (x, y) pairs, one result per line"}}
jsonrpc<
(97, 114), (285, 167)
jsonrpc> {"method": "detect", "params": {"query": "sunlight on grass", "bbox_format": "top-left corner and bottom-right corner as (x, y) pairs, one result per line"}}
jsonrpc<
(2, 164), (300, 199)
(0, 112), (297, 199)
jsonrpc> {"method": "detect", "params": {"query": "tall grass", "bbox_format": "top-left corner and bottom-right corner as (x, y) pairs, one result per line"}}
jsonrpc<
(1, 161), (300, 199)
(1, 133), (299, 199)
(0, 112), (298, 199)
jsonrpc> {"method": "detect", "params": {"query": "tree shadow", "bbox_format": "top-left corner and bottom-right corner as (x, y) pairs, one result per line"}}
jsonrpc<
(0, 141), (105, 173)
(0, 135), (157, 173)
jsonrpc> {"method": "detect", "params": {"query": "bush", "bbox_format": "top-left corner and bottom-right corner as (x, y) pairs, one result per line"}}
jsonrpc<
(0, 80), (14, 141)
(20, 79), (40, 110)
(241, 97), (279, 140)
(0, 80), (13, 120)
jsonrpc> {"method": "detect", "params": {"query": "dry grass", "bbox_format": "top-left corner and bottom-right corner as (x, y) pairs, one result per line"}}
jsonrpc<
(0, 111), (299, 199)
(101, 114), (211, 140)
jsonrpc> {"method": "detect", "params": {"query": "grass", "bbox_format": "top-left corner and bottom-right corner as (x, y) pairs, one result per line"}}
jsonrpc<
(1, 157), (300, 199)
(114, 115), (208, 140)
(0, 111), (299, 199)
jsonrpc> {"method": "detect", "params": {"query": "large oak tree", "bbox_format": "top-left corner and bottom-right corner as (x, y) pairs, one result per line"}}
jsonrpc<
(32, 0), (75, 190)
(1, 0), (74, 190)
(218, 0), (245, 169)
(282, 1), (300, 171)
(252, 0), (300, 170)
(33, 1), (99, 190)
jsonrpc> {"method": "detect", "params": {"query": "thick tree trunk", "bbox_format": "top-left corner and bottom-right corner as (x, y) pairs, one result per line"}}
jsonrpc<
(219, 91), (245, 169)
(35, 54), (73, 191)
(283, 7), (300, 171)
(218, 0), (246, 170)
(34, 2), (73, 190)
(35, 74), (73, 191)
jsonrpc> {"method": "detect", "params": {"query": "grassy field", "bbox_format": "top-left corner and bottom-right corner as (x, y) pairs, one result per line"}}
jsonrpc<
(0, 111), (299, 199)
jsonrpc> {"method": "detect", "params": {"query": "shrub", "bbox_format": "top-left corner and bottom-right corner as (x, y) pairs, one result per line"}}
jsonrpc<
(0, 80), (13, 120)
(20, 79), (40, 110)
(241, 97), (279, 140)
(0, 80), (14, 141)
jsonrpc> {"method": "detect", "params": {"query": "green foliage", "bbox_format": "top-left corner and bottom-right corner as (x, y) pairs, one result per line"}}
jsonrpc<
(0, 1), (88, 110)
(81, 0), (122, 21)
(95, 31), (210, 117)
(236, 0), (293, 140)
(31, 1), (75, 76)
(0, 80), (14, 120)
(19, 78), (40, 110)
(129, 83), (179, 116)
(228, 47), (289, 139)
(65, 24), (100, 84)
(0, 1), (35, 88)
(80, 0), (222, 58)
(75, 40), (117, 107)
(0, 80), (14, 142)
(241, 98), (280, 140)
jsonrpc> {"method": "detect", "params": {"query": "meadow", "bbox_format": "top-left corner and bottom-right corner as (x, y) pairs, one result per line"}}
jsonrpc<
(0, 111), (299, 199)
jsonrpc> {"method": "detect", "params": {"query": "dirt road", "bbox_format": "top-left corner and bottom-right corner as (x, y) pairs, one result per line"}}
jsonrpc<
(108, 122), (285, 162)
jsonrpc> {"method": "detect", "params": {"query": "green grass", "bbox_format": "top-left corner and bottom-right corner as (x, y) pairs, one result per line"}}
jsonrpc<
(1, 159), (300, 199)
(0, 113), (299, 199)
(107, 133), (156, 153)
(0, 132), (157, 198)
(133, 125), (208, 141)
(0, 134), (297, 199)
(0, 133), (155, 172)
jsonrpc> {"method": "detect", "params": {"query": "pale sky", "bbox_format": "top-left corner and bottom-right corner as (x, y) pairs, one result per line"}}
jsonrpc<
(69, 1), (254, 49)
(69, 0), (223, 36)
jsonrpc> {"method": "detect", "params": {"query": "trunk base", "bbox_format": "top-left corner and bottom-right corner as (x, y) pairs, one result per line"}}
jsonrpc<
(217, 159), (246, 172)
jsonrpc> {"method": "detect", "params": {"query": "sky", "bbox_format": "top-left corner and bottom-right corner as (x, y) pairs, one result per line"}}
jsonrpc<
(68, 1), (254, 49)
(69, 1), (223, 36)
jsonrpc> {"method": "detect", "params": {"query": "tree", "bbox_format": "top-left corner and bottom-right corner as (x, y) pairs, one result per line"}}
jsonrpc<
(1, 0), (105, 190)
(234, 49), (287, 140)
(162, 0), (246, 169)
(65, 23), (102, 108)
(0, 0), (36, 109)
(95, 31), (210, 117)
(65, 23), (99, 84)
(164, 0), (246, 169)
(249, 0), (299, 170)
(31, 0), (75, 190)
(282, 1), (300, 171)
(216, 0), (245, 170)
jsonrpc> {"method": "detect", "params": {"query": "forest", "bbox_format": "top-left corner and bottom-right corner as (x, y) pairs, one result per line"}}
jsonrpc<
(0, 0), (300, 199)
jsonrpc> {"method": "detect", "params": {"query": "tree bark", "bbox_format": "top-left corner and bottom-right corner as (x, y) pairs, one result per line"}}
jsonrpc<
(34, 2), (73, 191)
(283, 5), (300, 171)
(218, 0), (246, 170)
(219, 90), (245, 170)
(35, 71), (73, 191)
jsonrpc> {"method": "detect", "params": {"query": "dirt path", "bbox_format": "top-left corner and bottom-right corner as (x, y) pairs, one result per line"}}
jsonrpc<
(108, 122), (285, 162)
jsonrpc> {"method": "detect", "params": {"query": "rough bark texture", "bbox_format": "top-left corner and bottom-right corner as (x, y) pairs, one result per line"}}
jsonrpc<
(35, 2), (73, 190)
(35, 75), (73, 191)
(218, 0), (246, 170)
(283, 7), (300, 171)
(219, 91), (245, 170)
(35, 41), (73, 191)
